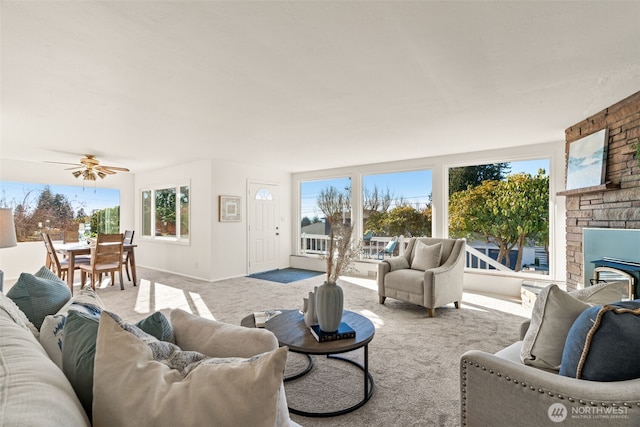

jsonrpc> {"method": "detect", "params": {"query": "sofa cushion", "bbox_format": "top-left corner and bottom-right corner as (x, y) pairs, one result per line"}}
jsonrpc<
(92, 311), (289, 427)
(560, 301), (640, 381)
(62, 310), (101, 420)
(411, 241), (442, 271)
(6, 268), (71, 330)
(0, 306), (90, 427)
(520, 284), (590, 371)
(40, 287), (104, 369)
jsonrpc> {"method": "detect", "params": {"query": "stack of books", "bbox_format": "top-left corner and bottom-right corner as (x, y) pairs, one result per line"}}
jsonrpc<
(309, 322), (356, 342)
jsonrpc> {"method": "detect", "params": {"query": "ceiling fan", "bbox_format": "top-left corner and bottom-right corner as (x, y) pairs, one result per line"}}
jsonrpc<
(47, 154), (130, 180)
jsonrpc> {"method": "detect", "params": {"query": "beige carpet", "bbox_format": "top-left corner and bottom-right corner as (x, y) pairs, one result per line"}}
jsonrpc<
(68, 268), (531, 427)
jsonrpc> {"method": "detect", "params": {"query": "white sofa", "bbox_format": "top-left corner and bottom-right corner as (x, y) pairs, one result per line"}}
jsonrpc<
(0, 289), (301, 427)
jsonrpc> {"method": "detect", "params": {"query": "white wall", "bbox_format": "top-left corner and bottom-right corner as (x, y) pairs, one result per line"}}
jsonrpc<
(134, 158), (292, 281)
(291, 141), (567, 283)
(0, 158), (135, 281)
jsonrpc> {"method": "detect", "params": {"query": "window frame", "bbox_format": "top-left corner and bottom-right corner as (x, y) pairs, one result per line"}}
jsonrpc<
(140, 182), (190, 244)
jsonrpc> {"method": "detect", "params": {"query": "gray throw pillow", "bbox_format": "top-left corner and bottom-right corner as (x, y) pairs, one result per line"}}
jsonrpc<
(411, 241), (442, 271)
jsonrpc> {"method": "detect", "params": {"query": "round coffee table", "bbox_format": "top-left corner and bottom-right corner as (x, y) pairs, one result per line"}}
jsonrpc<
(241, 309), (375, 417)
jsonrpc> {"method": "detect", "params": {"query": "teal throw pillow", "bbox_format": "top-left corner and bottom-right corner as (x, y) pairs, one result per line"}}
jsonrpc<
(6, 271), (71, 330)
(34, 265), (66, 285)
(559, 300), (640, 381)
(62, 310), (101, 420)
(135, 311), (175, 343)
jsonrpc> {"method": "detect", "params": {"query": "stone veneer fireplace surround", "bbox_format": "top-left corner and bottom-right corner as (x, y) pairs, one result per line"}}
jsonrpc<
(563, 90), (640, 292)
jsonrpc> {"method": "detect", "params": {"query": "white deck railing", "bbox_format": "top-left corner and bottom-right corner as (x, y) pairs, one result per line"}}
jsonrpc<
(300, 234), (515, 273)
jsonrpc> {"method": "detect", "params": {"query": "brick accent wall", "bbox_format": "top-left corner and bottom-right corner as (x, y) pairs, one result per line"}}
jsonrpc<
(564, 91), (640, 291)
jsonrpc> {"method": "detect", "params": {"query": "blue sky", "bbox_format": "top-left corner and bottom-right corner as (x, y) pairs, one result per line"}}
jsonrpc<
(301, 159), (550, 219)
(0, 181), (120, 214)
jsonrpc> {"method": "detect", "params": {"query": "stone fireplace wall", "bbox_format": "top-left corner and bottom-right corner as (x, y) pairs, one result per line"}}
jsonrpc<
(564, 91), (640, 291)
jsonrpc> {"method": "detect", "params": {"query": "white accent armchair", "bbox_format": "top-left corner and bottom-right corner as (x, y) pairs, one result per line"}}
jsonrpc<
(377, 237), (466, 317)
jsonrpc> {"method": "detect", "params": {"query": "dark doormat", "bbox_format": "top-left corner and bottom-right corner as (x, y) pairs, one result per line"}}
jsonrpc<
(247, 268), (324, 284)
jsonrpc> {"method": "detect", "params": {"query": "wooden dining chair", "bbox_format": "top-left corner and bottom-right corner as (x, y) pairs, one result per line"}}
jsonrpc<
(79, 233), (125, 290)
(122, 230), (135, 281)
(63, 229), (80, 243)
(42, 232), (90, 281)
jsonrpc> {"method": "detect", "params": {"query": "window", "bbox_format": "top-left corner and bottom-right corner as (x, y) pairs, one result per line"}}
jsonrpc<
(141, 184), (190, 242)
(362, 170), (433, 239)
(300, 177), (351, 255)
(0, 181), (120, 242)
(448, 159), (550, 274)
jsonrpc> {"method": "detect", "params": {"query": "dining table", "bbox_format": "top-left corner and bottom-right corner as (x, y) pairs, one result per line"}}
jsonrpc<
(54, 242), (138, 294)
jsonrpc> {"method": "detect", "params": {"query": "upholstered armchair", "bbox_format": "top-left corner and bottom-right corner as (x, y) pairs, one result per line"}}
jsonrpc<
(377, 237), (466, 317)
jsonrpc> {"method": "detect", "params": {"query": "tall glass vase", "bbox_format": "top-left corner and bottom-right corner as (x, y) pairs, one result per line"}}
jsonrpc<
(315, 281), (344, 333)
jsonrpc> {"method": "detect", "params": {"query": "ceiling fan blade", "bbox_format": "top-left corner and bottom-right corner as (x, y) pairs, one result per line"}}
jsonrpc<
(64, 166), (84, 171)
(100, 165), (130, 172)
(44, 160), (82, 166)
(95, 166), (116, 174)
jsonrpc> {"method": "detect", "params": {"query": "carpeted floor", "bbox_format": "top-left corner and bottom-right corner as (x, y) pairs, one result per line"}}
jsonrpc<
(75, 268), (532, 427)
(247, 268), (324, 284)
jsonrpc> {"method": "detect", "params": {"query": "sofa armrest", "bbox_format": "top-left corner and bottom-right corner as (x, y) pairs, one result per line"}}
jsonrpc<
(461, 350), (640, 426)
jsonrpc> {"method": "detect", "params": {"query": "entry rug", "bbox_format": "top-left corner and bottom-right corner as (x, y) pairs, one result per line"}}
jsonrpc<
(247, 268), (323, 284)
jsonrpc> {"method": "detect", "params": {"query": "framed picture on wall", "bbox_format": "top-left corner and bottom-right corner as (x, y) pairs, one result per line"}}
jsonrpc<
(219, 195), (242, 222)
(566, 128), (608, 190)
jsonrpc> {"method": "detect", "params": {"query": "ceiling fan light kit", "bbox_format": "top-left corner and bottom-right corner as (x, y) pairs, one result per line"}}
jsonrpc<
(47, 154), (130, 181)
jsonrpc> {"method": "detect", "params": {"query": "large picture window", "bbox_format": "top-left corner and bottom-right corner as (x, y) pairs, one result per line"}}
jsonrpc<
(141, 184), (189, 242)
(300, 177), (351, 255)
(0, 181), (120, 242)
(448, 159), (550, 274)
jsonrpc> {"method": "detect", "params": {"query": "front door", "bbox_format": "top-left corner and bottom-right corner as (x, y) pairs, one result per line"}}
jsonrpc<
(248, 182), (280, 274)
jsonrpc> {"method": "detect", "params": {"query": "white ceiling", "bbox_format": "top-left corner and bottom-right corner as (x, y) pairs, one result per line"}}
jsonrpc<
(2, 1), (639, 174)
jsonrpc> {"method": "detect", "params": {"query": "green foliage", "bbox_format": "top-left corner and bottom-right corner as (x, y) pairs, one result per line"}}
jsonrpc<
(365, 205), (432, 237)
(448, 163), (511, 195)
(449, 170), (548, 271)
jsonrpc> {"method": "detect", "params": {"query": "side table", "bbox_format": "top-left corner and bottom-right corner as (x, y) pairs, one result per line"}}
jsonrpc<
(242, 309), (375, 417)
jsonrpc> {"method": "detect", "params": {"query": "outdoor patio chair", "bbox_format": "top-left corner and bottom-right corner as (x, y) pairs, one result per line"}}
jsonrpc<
(377, 237), (398, 259)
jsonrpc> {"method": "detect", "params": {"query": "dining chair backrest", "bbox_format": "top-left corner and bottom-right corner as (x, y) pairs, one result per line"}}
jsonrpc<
(63, 229), (80, 244)
(43, 232), (63, 276)
(91, 233), (124, 267)
(123, 230), (135, 245)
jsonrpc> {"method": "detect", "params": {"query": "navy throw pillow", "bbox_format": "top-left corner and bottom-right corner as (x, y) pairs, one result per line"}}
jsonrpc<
(560, 300), (640, 381)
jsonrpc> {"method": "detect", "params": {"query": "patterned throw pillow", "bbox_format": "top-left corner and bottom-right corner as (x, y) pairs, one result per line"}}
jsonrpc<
(34, 265), (66, 284)
(40, 287), (105, 368)
(6, 269), (71, 330)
